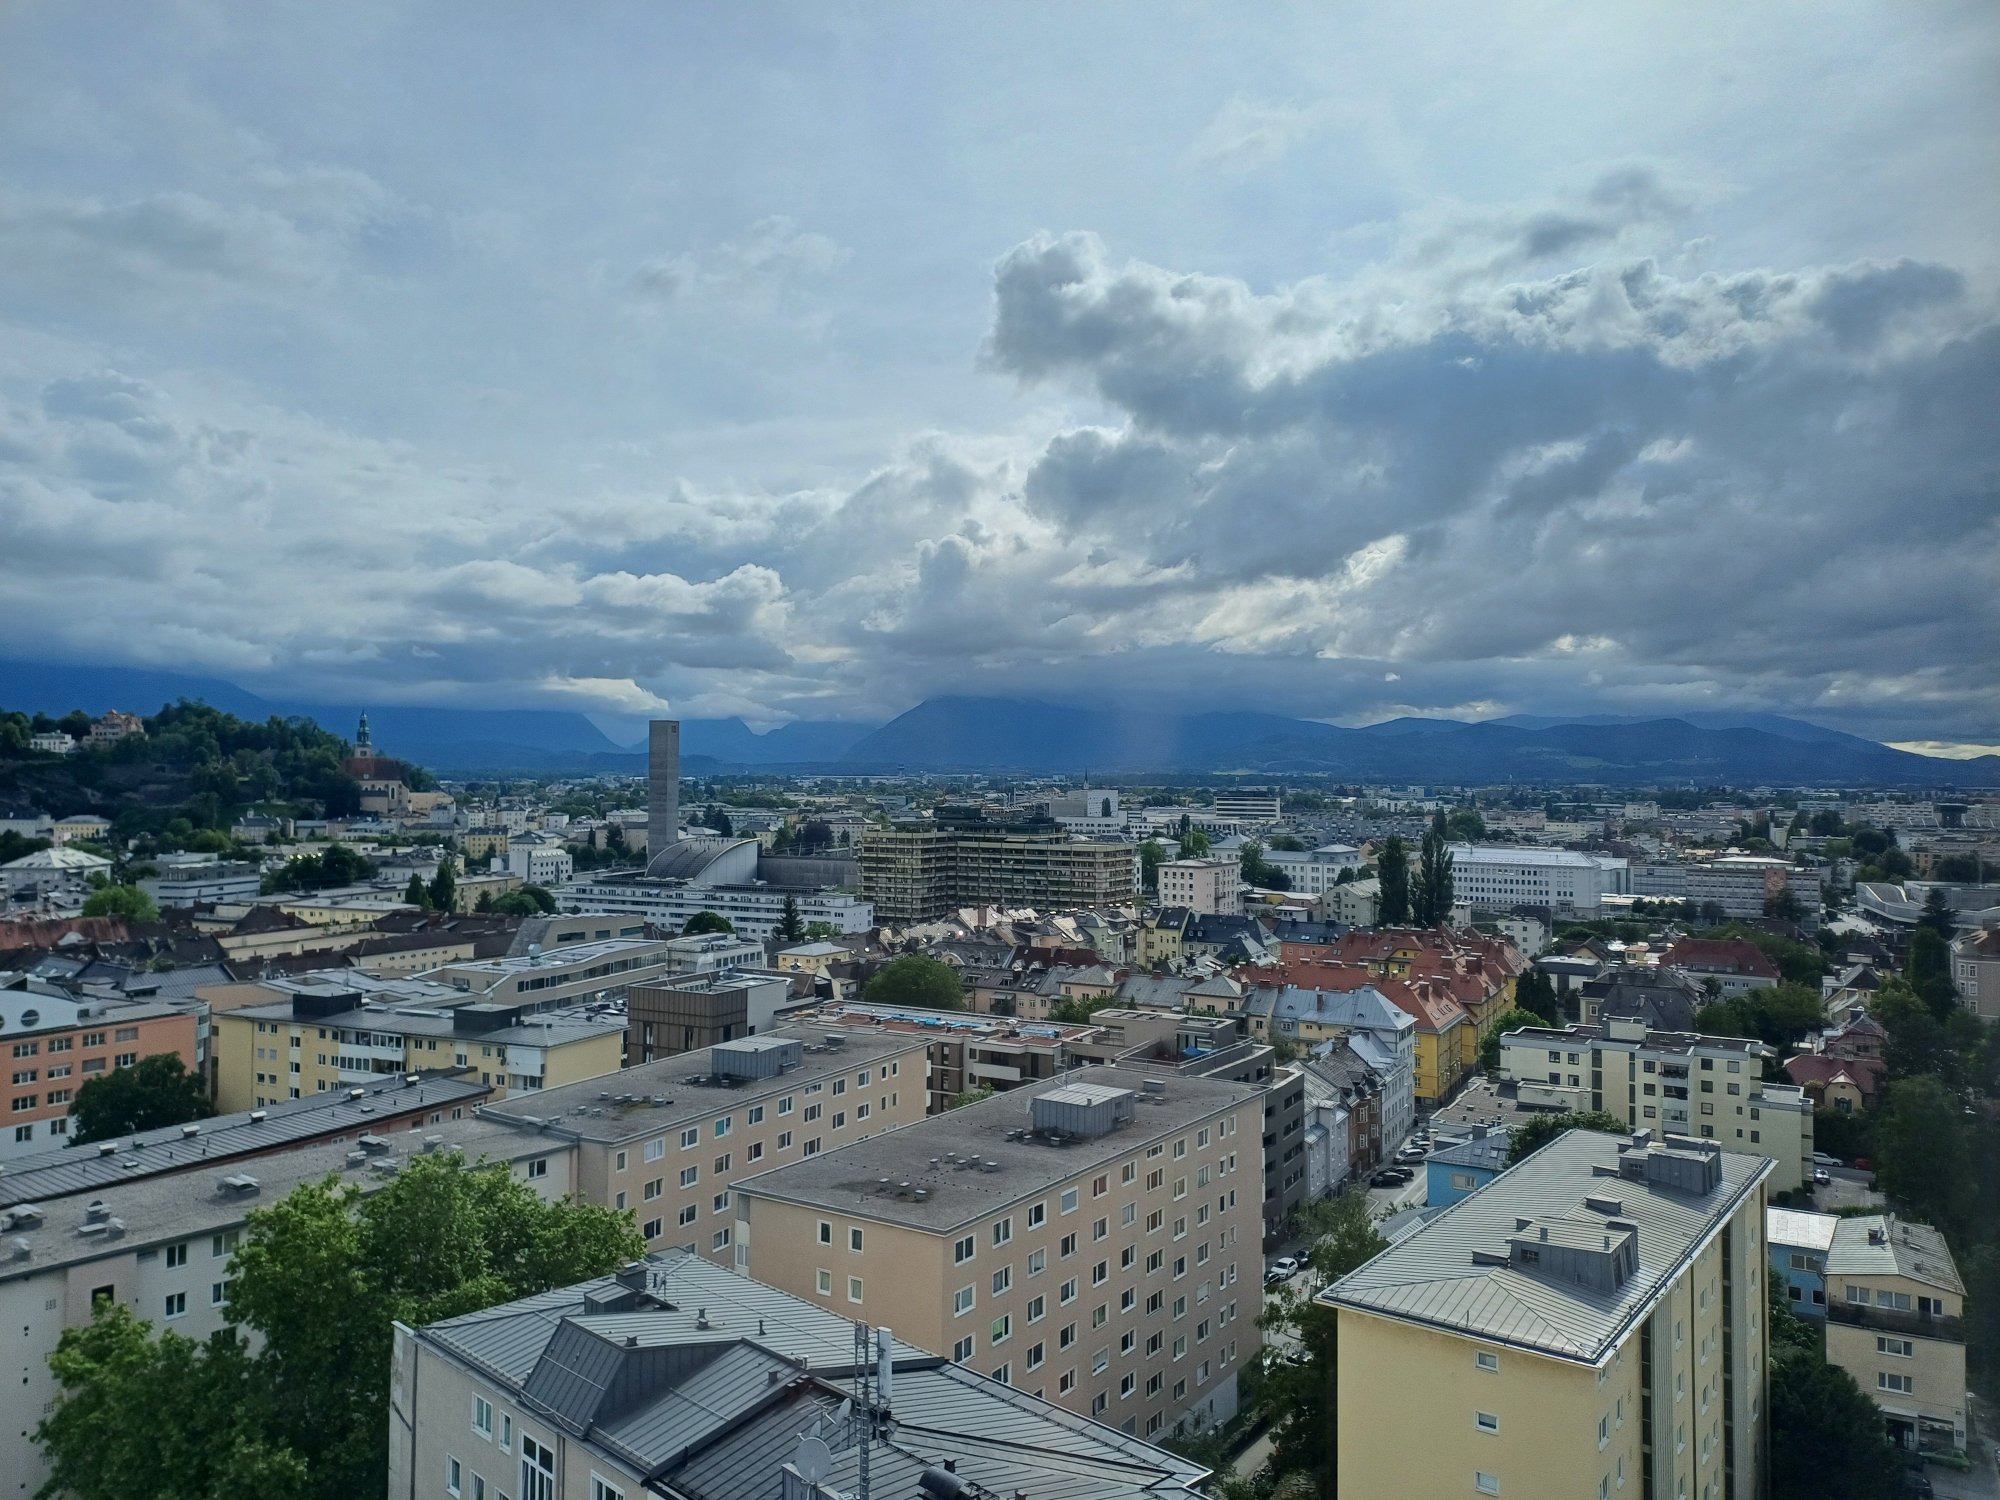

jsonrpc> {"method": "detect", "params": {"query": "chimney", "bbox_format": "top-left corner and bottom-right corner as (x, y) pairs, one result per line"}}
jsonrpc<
(645, 719), (681, 870)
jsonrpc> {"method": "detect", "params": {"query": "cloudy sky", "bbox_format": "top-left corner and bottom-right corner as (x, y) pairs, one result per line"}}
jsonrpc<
(2, 2), (1995, 744)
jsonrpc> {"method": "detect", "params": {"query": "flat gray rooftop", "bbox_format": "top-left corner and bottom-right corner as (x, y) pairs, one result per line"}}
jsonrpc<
(480, 1027), (931, 1144)
(0, 1072), (490, 1208)
(226, 998), (626, 1048)
(733, 1065), (1262, 1231)
(0, 1114), (553, 1283)
(1325, 1130), (1772, 1365)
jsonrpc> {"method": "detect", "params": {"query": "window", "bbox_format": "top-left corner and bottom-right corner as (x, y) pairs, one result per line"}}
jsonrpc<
(819, 1221), (834, 1245)
(715, 1116), (732, 1137)
(680, 1127), (699, 1148)
(1060, 1187), (1079, 1213)
(527, 1158), (548, 1180)
(163, 1292), (186, 1318)
(1878, 1372), (1914, 1395)
(615, 1149), (628, 1172)
(1027, 1294), (1045, 1322)
(500, 1416), (511, 1451)
(644, 1138), (665, 1162)
(953, 1335), (975, 1361)
(993, 1216), (1013, 1246)
(448, 1457), (463, 1496)
(992, 1266), (1011, 1296)
(955, 1285), (976, 1315)
(954, 1233), (976, 1263)
(1028, 1201), (1046, 1228)
(473, 1397), (494, 1438)
(211, 1280), (231, 1306)
(520, 1435), (555, 1500)
(848, 1276), (863, 1303)
(849, 1226), (864, 1252)
(1476, 1412), (1499, 1433)
(818, 1269), (834, 1295)
(991, 1314), (1011, 1344)
(164, 1242), (188, 1268)
(1027, 1248), (1046, 1276)
(679, 1167), (698, 1188)
(711, 1228), (730, 1251)
(1475, 1475), (1500, 1497)
(678, 1205), (698, 1226)
(590, 1477), (625, 1500)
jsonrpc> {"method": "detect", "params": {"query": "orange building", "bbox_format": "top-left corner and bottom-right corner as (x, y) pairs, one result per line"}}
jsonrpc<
(2, 978), (201, 1157)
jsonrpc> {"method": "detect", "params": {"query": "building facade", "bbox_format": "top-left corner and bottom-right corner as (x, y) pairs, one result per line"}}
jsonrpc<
(1327, 1130), (1772, 1500)
(1157, 857), (1242, 916)
(1823, 1214), (1967, 1452)
(857, 813), (1137, 926)
(1446, 845), (1630, 915)
(2, 977), (200, 1158)
(733, 1068), (1265, 1441)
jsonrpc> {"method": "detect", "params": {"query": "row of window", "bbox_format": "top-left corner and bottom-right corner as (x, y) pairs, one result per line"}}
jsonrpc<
(11, 1028), (135, 1058)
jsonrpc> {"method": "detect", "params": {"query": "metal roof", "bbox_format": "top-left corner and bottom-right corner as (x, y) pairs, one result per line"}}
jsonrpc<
(1324, 1130), (1772, 1365)
(1824, 1213), (1964, 1295)
(1766, 1207), (1838, 1255)
(413, 1250), (1210, 1499)
(0, 1072), (489, 1208)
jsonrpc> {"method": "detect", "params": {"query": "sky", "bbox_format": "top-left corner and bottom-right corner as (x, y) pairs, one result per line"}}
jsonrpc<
(1, 2), (1996, 745)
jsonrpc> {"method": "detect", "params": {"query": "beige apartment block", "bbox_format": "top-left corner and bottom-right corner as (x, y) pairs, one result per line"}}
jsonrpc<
(732, 1066), (1265, 1442)
(478, 1026), (930, 1269)
(1824, 1214), (1967, 1452)
(1157, 857), (1242, 916)
(1328, 1130), (1772, 1500)
(1498, 1016), (1815, 1189)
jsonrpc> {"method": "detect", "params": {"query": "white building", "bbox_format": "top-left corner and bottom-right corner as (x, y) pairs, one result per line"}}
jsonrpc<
(558, 871), (872, 942)
(28, 732), (75, 755)
(1446, 844), (1629, 915)
(1212, 793), (1281, 824)
(504, 839), (574, 887)
(1262, 843), (1366, 896)
(1047, 786), (1131, 839)
(1158, 857), (1242, 916)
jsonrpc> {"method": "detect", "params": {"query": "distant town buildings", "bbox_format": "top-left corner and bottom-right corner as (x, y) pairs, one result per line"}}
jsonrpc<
(1157, 856), (1241, 917)
(1446, 844), (1630, 915)
(858, 808), (1136, 925)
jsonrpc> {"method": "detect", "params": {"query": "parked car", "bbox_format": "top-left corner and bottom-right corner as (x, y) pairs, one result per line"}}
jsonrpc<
(1270, 1256), (1300, 1279)
(1812, 1151), (1841, 1168)
(1370, 1166), (1415, 1187)
(1813, 1167), (1832, 1186)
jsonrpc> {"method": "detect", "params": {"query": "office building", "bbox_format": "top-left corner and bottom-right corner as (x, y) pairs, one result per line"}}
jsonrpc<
(1261, 843), (1365, 896)
(1497, 1016), (1813, 1189)
(0, 1110), (558, 1500)
(210, 971), (626, 1110)
(1157, 856), (1242, 915)
(480, 1027), (930, 1267)
(857, 809), (1137, 926)
(1633, 858), (1823, 920)
(1446, 845), (1630, 915)
(1326, 1129), (1772, 1500)
(425, 937), (683, 1015)
(733, 1067), (1265, 1440)
(1211, 793), (1281, 824)
(387, 1250), (1213, 1500)
(624, 969), (801, 1061)
(1824, 1214), (1966, 1452)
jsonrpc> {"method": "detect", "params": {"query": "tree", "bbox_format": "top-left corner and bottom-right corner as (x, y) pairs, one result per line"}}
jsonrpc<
(776, 894), (806, 943)
(1239, 839), (1290, 890)
(1377, 835), (1410, 924)
(1512, 966), (1565, 1025)
(796, 819), (835, 854)
(1764, 885), (1805, 922)
(1506, 1111), (1627, 1166)
(70, 1053), (215, 1144)
(1872, 1075), (1974, 1239)
(862, 953), (965, 1011)
(487, 886), (556, 917)
(1411, 811), (1455, 926)
(1182, 826), (1212, 858)
(1445, 806), (1486, 841)
(1907, 925), (1958, 1017)
(1267, 834), (1306, 852)
(701, 805), (735, 837)
(1479, 1008), (1547, 1071)
(803, 921), (842, 940)
(402, 873), (433, 910)
(217, 1151), (643, 1500)
(1769, 1340), (1904, 1500)
(427, 854), (457, 913)
(1139, 838), (1165, 892)
(79, 884), (158, 923)
(1917, 886), (1956, 938)
(682, 910), (735, 936)
(35, 1305), (310, 1500)
(945, 1083), (994, 1111)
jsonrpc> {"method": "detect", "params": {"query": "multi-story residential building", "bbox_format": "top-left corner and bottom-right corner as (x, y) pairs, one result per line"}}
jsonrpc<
(1445, 845), (1631, 915)
(2, 975), (200, 1158)
(1322, 875), (1381, 925)
(388, 1250), (1213, 1500)
(1580, 964), (1707, 1032)
(1686, 857), (1823, 921)
(857, 810), (1137, 926)
(1824, 1214), (1967, 1452)
(503, 836), (574, 887)
(820, 1001), (1082, 1110)
(462, 825), (510, 862)
(210, 973), (626, 1110)
(480, 1027), (930, 1267)
(1768, 1206), (1837, 1320)
(0, 1110), (556, 1500)
(27, 730), (75, 754)
(1424, 1124), (1512, 1207)
(1157, 857), (1242, 916)
(1326, 1129), (1772, 1500)
(1660, 937), (1781, 996)
(137, 854), (265, 907)
(1950, 922), (2000, 1021)
(1238, 982), (1417, 1146)
(623, 969), (801, 1061)
(425, 937), (683, 1015)
(732, 1067), (1265, 1441)
(1298, 1040), (1385, 1189)
(1496, 1016), (1814, 1189)
(48, 813), (114, 846)
(1260, 843), (1366, 896)
(1136, 906), (1193, 967)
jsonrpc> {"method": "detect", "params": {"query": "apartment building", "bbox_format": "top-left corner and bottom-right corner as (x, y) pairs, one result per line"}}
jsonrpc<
(210, 973), (626, 1110)
(1497, 1016), (1814, 1189)
(0, 1111), (557, 1500)
(623, 969), (800, 1061)
(1327, 1129), (1772, 1500)
(857, 811), (1137, 925)
(819, 1001), (1085, 1110)
(1950, 923), (2000, 1021)
(480, 1027), (930, 1268)
(388, 1251), (1213, 1500)
(557, 869), (873, 941)
(1260, 843), (1365, 896)
(1824, 1214), (1967, 1452)
(2, 975), (199, 1159)
(1768, 1206), (1838, 1320)
(1157, 857), (1241, 916)
(733, 1067), (1266, 1441)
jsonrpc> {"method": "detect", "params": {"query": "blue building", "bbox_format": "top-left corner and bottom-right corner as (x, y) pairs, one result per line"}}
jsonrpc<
(1767, 1206), (1838, 1318)
(1424, 1124), (1513, 1207)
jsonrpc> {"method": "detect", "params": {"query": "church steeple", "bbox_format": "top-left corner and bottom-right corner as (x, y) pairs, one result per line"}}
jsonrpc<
(356, 711), (372, 752)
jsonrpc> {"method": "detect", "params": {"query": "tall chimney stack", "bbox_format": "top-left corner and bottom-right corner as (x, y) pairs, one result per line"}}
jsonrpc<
(646, 719), (680, 872)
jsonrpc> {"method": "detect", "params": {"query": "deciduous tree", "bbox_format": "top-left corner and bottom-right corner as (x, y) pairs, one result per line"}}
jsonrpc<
(70, 1054), (214, 1144)
(862, 953), (965, 1011)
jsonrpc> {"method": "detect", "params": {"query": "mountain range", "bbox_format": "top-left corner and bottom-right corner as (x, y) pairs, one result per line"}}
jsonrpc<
(2, 662), (1993, 786)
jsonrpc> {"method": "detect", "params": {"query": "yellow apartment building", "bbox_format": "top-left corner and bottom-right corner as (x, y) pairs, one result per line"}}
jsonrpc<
(1824, 1213), (1967, 1452)
(209, 971), (626, 1110)
(1327, 1129), (1772, 1500)
(478, 1026), (931, 1268)
(732, 1066), (1266, 1442)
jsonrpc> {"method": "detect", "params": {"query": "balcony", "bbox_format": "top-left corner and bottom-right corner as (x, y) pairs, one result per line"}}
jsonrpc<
(1827, 1300), (1965, 1344)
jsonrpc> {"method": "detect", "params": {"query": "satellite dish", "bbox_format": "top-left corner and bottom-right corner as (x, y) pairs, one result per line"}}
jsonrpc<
(834, 1398), (853, 1427)
(793, 1436), (833, 1484)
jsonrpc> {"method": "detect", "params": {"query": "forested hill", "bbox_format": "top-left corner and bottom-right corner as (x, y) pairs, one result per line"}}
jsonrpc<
(0, 701), (433, 846)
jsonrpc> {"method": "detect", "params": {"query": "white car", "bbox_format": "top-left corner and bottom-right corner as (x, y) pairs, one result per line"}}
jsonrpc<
(1269, 1256), (1301, 1279)
(1812, 1152), (1840, 1168)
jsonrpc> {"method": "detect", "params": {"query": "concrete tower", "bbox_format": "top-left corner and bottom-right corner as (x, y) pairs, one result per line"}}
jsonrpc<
(644, 719), (680, 874)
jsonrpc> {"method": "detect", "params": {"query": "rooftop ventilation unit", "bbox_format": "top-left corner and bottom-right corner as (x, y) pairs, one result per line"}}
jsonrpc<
(248, 1110), (267, 1122)
(369, 1158), (399, 1176)
(348, 1088), (367, 1100)
(711, 1037), (804, 1081)
(357, 1134), (391, 1154)
(180, 1124), (200, 1139)
(1030, 1082), (1137, 1140)
(345, 1151), (368, 1169)
(84, 1200), (109, 1224)
(96, 1142), (121, 1158)
(3, 1204), (43, 1230)
(8, 1236), (27, 1261)
(218, 1174), (261, 1197)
